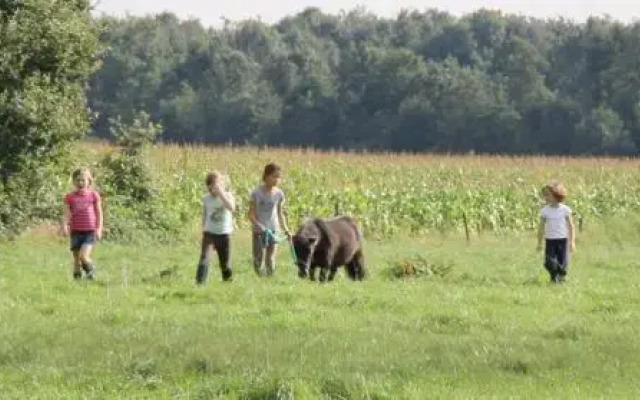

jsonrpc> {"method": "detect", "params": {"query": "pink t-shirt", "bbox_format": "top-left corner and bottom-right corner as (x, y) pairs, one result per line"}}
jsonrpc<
(64, 190), (100, 231)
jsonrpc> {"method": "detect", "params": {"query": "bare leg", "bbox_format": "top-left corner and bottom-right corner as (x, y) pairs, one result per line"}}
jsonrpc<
(265, 244), (277, 276)
(252, 233), (265, 276)
(72, 251), (82, 280)
(78, 245), (95, 280)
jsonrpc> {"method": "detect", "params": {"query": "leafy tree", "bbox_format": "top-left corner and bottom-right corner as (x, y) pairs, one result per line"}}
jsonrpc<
(87, 8), (640, 155)
(0, 0), (99, 235)
(574, 107), (632, 154)
(606, 23), (640, 148)
(100, 111), (161, 202)
(88, 13), (209, 136)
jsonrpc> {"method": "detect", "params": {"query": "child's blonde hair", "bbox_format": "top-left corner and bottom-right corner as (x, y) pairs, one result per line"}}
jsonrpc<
(72, 167), (93, 185)
(205, 171), (230, 191)
(544, 181), (568, 202)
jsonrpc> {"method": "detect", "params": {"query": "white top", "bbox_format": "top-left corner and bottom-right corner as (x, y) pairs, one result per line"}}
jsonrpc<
(202, 193), (234, 234)
(540, 204), (572, 239)
(250, 186), (285, 232)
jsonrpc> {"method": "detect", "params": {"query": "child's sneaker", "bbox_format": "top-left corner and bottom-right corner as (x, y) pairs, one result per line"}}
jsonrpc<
(82, 262), (96, 281)
(86, 269), (96, 281)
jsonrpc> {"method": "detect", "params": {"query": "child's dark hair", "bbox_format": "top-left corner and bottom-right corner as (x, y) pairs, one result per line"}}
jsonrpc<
(262, 163), (282, 181)
(544, 181), (568, 202)
(72, 167), (93, 185)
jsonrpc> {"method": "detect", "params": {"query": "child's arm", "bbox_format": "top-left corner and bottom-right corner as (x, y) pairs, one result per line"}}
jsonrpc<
(248, 199), (265, 232)
(95, 193), (103, 240)
(214, 186), (236, 212)
(201, 200), (207, 231)
(277, 197), (290, 236)
(61, 202), (71, 237)
(567, 215), (576, 252)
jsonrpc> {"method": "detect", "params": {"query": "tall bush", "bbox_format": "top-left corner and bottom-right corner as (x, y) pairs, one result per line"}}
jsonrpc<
(0, 0), (99, 236)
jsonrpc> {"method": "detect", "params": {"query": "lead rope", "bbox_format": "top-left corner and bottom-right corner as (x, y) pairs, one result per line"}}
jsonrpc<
(261, 229), (298, 267)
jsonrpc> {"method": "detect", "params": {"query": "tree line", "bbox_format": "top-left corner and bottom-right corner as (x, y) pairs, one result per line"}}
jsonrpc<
(88, 8), (640, 154)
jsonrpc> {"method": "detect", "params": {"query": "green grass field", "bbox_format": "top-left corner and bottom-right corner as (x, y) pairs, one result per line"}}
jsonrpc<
(2, 219), (640, 399)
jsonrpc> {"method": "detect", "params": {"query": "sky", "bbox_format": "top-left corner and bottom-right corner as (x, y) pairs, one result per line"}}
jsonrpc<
(93, 0), (640, 27)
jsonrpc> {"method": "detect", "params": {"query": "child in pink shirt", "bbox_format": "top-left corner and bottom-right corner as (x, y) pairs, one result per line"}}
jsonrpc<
(61, 168), (103, 280)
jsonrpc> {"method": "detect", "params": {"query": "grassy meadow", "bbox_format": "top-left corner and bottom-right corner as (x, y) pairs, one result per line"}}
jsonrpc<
(1, 144), (640, 398)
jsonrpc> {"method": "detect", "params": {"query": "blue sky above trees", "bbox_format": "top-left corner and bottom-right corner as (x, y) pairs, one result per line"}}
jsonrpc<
(94, 0), (639, 28)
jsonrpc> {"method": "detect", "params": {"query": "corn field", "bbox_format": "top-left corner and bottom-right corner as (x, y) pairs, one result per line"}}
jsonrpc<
(83, 142), (640, 239)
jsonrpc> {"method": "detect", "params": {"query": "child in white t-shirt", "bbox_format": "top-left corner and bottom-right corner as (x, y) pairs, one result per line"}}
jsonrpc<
(196, 171), (236, 284)
(537, 181), (576, 283)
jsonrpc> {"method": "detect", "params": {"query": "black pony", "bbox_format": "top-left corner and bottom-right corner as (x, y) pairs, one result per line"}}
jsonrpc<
(291, 216), (366, 282)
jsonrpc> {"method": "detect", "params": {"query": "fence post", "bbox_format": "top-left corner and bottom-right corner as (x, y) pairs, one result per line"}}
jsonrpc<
(462, 212), (471, 244)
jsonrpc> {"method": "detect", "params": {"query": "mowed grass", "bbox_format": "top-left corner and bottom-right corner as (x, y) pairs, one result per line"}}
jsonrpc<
(2, 220), (640, 399)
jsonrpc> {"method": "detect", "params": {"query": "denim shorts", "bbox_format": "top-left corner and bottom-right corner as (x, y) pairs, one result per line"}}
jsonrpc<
(70, 231), (96, 251)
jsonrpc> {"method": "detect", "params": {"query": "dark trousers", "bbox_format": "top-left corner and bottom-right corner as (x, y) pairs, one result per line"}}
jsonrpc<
(544, 239), (568, 282)
(196, 233), (232, 284)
